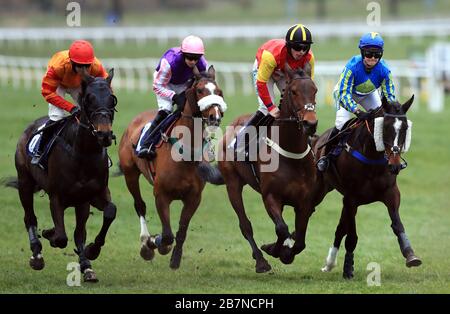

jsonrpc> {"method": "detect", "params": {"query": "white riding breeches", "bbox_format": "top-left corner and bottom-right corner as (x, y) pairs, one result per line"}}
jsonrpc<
(334, 86), (381, 130)
(153, 71), (190, 112)
(48, 86), (81, 121)
(252, 59), (286, 115)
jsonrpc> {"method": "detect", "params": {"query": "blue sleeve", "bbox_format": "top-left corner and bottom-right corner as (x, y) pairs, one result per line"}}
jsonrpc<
(337, 67), (358, 112)
(381, 67), (396, 102)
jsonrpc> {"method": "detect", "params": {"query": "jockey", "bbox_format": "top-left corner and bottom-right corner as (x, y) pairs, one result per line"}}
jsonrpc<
(136, 35), (208, 159)
(246, 24), (315, 129)
(316, 32), (397, 172)
(31, 40), (108, 167)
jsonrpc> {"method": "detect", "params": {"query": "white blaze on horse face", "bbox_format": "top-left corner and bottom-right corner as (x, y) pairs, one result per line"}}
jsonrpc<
(204, 82), (216, 96)
(214, 106), (220, 120)
(393, 118), (403, 149)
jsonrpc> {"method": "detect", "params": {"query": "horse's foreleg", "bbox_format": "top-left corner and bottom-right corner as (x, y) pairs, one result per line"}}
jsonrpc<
(384, 186), (422, 268)
(18, 172), (44, 270)
(85, 188), (117, 260)
(284, 205), (314, 264)
(123, 167), (154, 260)
(342, 197), (358, 279)
(47, 195), (68, 248)
(321, 197), (349, 273)
(74, 203), (98, 283)
(169, 194), (201, 270)
(260, 194), (289, 259)
(226, 179), (271, 273)
(154, 194), (174, 255)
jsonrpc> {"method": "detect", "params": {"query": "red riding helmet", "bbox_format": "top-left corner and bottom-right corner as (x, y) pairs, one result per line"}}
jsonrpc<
(69, 40), (95, 64)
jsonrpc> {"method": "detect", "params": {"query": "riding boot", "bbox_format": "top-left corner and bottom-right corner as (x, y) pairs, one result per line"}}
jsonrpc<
(236, 110), (266, 155)
(137, 110), (170, 159)
(317, 127), (340, 172)
(31, 121), (56, 168)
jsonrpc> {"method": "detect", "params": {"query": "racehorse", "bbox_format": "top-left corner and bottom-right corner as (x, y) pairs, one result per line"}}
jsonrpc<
(4, 69), (117, 282)
(118, 65), (227, 269)
(314, 95), (422, 279)
(217, 67), (318, 273)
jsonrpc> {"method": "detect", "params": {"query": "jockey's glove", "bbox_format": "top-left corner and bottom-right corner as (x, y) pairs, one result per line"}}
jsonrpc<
(172, 91), (186, 108)
(70, 106), (81, 116)
(355, 109), (371, 121)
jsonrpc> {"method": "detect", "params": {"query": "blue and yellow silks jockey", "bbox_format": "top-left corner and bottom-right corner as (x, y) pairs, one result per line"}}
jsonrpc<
(317, 32), (397, 172)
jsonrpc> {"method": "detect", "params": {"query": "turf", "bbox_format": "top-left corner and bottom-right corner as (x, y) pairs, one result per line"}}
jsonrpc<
(0, 85), (449, 293)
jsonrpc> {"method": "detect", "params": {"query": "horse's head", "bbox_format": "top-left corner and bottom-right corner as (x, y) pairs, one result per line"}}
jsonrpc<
(79, 68), (117, 147)
(283, 64), (318, 136)
(184, 65), (227, 128)
(374, 95), (414, 175)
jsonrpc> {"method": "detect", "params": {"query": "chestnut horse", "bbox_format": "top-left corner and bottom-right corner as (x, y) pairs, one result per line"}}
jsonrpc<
(118, 66), (226, 269)
(4, 69), (117, 282)
(217, 68), (318, 273)
(314, 95), (422, 279)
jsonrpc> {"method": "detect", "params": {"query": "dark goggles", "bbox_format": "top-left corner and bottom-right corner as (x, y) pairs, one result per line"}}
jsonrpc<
(183, 53), (202, 61)
(290, 43), (310, 52)
(72, 62), (91, 69)
(363, 50), (383, 59)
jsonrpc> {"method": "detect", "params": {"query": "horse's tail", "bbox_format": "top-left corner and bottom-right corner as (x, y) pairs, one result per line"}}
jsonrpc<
(197, 162), (224, 185)
(1, 176), (19, 189)
(111, 163), (124, 177)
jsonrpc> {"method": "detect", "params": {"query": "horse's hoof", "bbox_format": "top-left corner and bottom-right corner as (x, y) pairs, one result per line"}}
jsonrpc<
(255, 259), (271, 273)
(169, 256), (181, 270)
(42, 228), (55, 240)
(280, 250), (295, 265)
(83, 268), (99, 283)
(261, 243), (280, 258)
(29, 255), (45, 270)
(158, 244), (172, 256)
(84, 243), (101, 260)
(140, 243), (155, 261)
(50, 236), (68, 249)
(406, 255), (422, 268)
(343, 272), (354, 280)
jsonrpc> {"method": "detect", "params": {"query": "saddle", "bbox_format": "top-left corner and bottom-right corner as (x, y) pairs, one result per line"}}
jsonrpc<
(27, 118), (68, 170)
(135, 112), (181, 154)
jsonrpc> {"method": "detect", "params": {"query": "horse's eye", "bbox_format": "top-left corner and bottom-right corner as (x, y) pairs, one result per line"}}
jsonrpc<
(196, 88), (203, 94)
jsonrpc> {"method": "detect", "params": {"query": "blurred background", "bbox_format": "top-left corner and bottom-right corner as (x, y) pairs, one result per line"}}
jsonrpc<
(0, 0), (449, 293)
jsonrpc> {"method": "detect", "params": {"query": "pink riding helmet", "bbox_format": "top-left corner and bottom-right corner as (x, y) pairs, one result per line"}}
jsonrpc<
(181, 35), (205, 54)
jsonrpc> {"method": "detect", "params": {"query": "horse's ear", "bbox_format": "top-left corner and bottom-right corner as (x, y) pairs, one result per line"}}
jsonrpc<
(106, 68), (114, 86)
(193, 66), (202, 80)
(185, 87), (198, 113)
(284, 62), (295, 80)
(207, 65), (215, 81)
(80, 68), (94, 92)
(402, 94), (414, 113)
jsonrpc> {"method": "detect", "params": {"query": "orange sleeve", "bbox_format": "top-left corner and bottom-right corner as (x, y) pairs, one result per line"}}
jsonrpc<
(41, 67), (75, 112)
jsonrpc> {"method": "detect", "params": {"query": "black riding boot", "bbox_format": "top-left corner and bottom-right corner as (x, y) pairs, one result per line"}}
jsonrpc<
(137, 110), (170, 159)
(31, 121), (56, 168)
(317, 127), (340, 172)
(236, 110), (267, 155)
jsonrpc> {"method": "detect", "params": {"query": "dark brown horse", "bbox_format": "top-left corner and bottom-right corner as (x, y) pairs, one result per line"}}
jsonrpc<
(4, 69), (117, 282)
(118, 66), (226, 269)
(314, 95), (422, 279)
(217, 67), (318, 273)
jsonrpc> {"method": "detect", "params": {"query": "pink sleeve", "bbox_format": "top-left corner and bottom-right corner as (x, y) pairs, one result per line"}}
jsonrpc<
(152, 58), (175, 99)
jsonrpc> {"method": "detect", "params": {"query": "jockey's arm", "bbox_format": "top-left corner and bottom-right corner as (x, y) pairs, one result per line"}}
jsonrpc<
(152, 58), (176, 100)
(41, 67), (75, 112)
(256, 50), (277, 112)
(337, 67), (359, 113)
(381, 71), (396, 102)
(308, 53), (315, 80)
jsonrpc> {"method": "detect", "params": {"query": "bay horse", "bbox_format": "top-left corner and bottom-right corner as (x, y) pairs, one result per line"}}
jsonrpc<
(118, 65), (226, 269)
(4, 69), (117, 282)
(314, 95), (422, 279)
(217, 67), (318, 273)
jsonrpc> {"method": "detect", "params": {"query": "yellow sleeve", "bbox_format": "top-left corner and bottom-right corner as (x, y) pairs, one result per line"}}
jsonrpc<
(256, 50), (277, 83)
